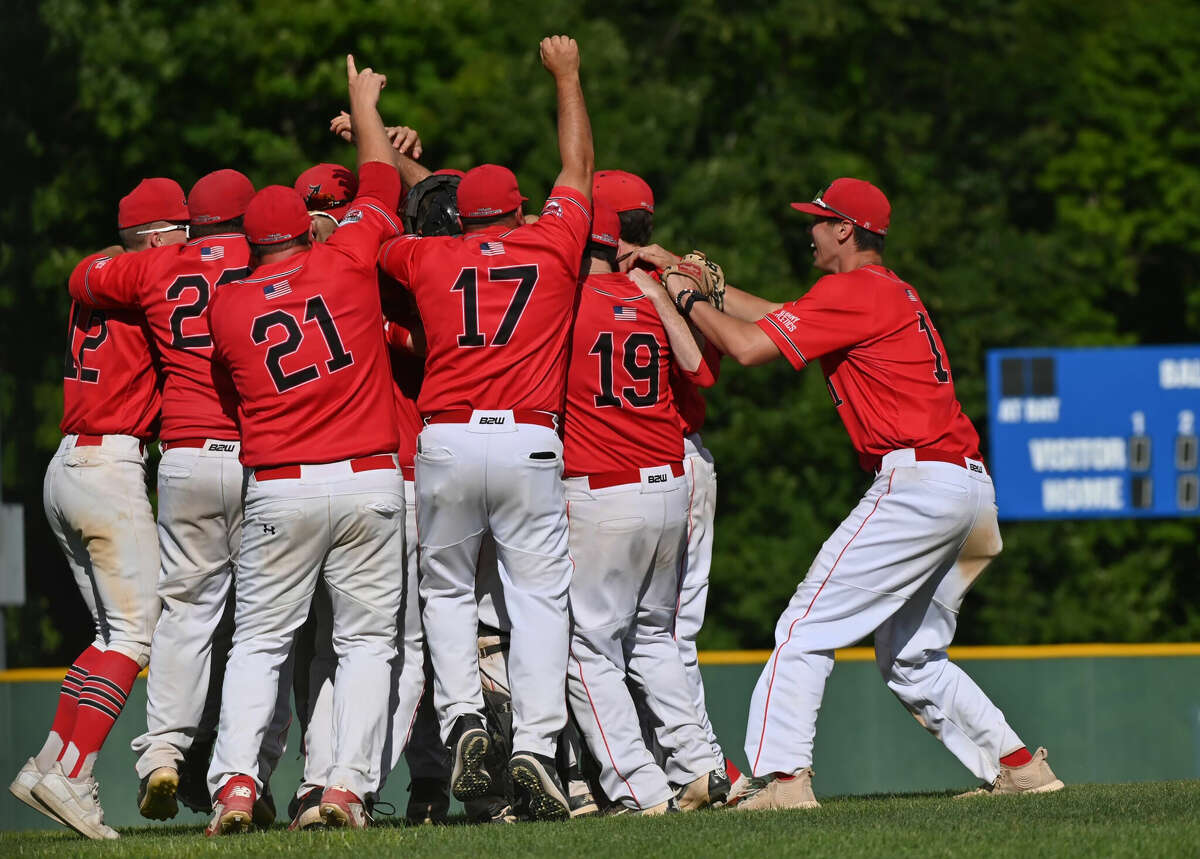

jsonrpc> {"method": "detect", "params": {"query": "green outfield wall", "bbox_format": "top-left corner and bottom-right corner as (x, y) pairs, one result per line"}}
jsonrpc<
(1, 645), (1197, 830)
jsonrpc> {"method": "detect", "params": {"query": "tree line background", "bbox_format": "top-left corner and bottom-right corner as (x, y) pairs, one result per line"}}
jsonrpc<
(1, 0), (1198, 665)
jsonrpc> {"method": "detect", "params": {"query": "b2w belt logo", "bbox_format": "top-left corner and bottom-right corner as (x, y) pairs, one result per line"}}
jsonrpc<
(478, 416), (507, 425)
(969, 462), (984, 474)
(647, 473), (667, 484)
(207, 443), (237, 452)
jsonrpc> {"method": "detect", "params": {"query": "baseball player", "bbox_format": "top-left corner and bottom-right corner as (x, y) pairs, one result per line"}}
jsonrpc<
(67, 167), (290, 824)
(562, 204), (718, 815)
(204, 55), (411, 834)
(7, 179), (186, 840)
(295, 162), (359, 243)
(596, 171), (732, 782)
(375, 34), (593, 821)
(636, 177), (1063, 809)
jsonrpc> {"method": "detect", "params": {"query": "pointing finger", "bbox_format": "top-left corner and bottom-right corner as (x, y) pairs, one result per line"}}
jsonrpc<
(347, 54), (357, 79)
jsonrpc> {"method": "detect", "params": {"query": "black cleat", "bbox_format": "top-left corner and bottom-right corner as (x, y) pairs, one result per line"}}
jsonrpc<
(447, 715), (492, 802)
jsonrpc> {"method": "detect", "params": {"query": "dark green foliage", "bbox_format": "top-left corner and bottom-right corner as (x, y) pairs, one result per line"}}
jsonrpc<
(1, 0), (1197, 662)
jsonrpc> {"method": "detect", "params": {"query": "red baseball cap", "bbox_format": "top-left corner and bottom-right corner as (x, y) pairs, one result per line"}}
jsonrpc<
(593, 169), (654, 214)
(118, 178), (189, 229)
(457, 164), (527, 219)
(244, 185), (312, 245)
(189, 169), (256, 225)
(791, 178), (890, 235)
(294, 164), (358, 220)
(433, 168), (467, 179)
(589, 203), (620, 249)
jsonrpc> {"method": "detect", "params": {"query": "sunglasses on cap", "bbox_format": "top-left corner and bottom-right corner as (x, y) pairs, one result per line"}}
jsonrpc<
(810, 186), (856, 224)
(135, 224), (189, 237)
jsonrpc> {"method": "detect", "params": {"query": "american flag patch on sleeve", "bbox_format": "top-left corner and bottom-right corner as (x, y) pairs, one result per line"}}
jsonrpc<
(480, 241), (505, 256)
(613, 306), (637, 321)
(200, 246), (225, 261)
(263, 280), (291, 299)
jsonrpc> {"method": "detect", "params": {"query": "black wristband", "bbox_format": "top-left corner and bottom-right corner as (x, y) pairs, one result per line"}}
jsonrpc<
(675, 288), (702, 317)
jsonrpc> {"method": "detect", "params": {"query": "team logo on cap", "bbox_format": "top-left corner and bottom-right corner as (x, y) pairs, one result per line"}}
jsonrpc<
(592, 231), (617, 245)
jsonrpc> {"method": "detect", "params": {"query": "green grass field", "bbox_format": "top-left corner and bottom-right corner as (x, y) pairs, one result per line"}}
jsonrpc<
(4, 781), (1197, 858)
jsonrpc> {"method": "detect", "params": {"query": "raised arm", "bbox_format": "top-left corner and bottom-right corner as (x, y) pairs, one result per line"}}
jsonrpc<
(346, 55), (393, 170)
(541, 36), (593, 199)
(331, 110), (432, 190)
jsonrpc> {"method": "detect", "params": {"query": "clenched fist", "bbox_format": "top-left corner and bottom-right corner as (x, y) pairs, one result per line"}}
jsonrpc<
(540, 35), (580, 77)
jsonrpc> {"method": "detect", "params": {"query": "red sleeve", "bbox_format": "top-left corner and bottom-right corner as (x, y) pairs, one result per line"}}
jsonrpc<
(325, 190), (403, 271)
(527, 185), (592, 271)
(697, 341), (721, 386)
(377, 235), (423, 289)
(678, 356), (715, 388)
(68, 251), (144, 308)
(383, 318), (413, 352)
(756, 276), (881, 370)
(356, 161), (402, 212)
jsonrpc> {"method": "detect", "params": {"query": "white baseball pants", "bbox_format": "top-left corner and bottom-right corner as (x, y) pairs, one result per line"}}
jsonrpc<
(565, 468), (713, 810)
(133, 440), (249, 779)
(676, 433), (723, 766)
(744, 451), (1023, 783)
(43, 435), (160, 667)
(416, 415), (572, 758)
(296, 478), (426, 799)
(208, 459), (405, 801)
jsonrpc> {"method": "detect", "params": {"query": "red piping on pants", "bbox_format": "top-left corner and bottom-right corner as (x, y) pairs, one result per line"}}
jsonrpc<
(751, 470), (895, 774)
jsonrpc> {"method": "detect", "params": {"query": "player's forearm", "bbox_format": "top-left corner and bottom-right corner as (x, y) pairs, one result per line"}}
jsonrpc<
(723, 283), (783, 322)
(350, 93), (393, 171)
(552, 71), (594, 197)
(686, 300), (779, 367)
(650, 292), (703, 373)
(394, 151), (431, 190)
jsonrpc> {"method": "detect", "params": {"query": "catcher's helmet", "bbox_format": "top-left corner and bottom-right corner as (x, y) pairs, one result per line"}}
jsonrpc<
(404, 173), (462, 236)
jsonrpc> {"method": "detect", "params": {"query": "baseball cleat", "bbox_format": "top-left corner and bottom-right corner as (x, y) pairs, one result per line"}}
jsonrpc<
(205, 775), (257, 836)
(607, 797), (681, 816)
(676, 769), (731, 811)
(10, 757), (67, 826)
(176, 738), (215, 813)
(320, 784), (369, 829)
(956, 747), (1065, 798)
(568, 781), (600, 818)
(732, 767), (820, 811)
(30, 763), (119, 840)
(405, 777), (450, 825)
(137, 766), (180, 821)
(510, 751), (570, 821)
(288, 788), (325, 831)
(447, 714), (492, 801)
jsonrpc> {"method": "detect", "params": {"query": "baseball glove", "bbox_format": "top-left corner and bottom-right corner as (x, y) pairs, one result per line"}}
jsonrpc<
(662, 250), (726, 311)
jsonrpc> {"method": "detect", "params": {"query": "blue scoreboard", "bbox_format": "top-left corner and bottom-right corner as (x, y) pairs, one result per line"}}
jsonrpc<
(986, 345), (1200, 520)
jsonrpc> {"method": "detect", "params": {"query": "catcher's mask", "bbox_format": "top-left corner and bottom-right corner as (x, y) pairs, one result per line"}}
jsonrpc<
(403, 173), (462, 236)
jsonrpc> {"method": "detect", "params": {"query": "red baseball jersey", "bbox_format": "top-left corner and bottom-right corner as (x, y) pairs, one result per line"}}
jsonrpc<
(60, 300), (162, 440)
(564, 272), (709, 476)
(69, 235), (251, 441)
(378, 185), (591, 416)
(757, 264), (982, 471)
(383, 317), (424, 469)
(670, 341), (721, 435)
(208, 176), (403, 469)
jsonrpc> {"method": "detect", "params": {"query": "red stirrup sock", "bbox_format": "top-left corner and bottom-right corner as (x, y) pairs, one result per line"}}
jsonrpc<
(34, 645), (105, 772)
(60, 650), (140, 778)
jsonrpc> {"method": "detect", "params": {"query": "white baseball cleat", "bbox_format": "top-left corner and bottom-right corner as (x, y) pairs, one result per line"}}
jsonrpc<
(732, 767), (821, 811)
(30, 762), (119, 840)
(956, 747), (1065, 797)
(9, 757), (67, 826)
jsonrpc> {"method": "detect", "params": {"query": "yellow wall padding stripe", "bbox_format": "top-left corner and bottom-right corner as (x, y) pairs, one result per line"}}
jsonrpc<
(697, 642), (1200, 665)
(1, 644), (1198, 682)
